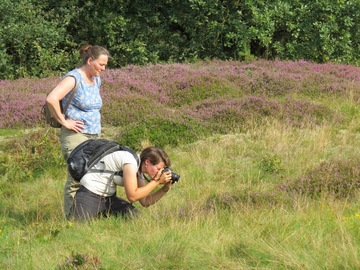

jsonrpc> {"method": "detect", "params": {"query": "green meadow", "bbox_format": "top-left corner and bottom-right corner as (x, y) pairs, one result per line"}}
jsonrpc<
(0, 60), (359, 269)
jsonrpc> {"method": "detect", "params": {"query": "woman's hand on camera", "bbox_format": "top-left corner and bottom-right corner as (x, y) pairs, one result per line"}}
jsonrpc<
(153, 169), (171, 184)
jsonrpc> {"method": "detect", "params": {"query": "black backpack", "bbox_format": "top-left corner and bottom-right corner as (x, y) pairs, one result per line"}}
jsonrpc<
(67, 139), (139, 182)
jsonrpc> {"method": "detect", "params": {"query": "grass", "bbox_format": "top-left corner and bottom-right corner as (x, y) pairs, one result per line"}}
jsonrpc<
(1, 60), (360, 269)
(1, 120), (359, 269)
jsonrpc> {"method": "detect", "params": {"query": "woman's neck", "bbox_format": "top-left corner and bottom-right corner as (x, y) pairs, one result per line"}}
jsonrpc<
(79, 66), (94, 84)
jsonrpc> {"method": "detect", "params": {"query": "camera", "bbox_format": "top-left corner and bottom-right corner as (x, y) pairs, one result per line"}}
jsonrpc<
(163, 167), (180, 184)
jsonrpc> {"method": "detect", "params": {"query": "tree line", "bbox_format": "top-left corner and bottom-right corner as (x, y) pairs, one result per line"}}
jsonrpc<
(1, 0), (360, 79)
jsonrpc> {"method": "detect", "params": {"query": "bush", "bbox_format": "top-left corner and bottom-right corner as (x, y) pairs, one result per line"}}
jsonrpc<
(0, 129), (63, 182)
(114, 117), (208, 150)
(279, 159), (360, 199)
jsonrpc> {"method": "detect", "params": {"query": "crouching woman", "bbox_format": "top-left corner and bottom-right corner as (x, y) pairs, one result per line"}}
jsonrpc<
(72, 146), (174, 221)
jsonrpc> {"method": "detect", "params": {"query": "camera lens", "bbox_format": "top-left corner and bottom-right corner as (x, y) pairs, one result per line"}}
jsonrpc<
(171, 172), (180, 183)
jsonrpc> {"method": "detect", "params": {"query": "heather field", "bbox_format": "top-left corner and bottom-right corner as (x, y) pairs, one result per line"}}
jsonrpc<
(0, 60), (360, 269)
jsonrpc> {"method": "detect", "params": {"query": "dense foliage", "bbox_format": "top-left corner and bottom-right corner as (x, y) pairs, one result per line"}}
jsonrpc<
(1, 0), (360, 79)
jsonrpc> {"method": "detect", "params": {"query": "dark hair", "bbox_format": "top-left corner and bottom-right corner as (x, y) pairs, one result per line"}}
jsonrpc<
(80, 45), (110, 65)
(140, 147), (171, 167)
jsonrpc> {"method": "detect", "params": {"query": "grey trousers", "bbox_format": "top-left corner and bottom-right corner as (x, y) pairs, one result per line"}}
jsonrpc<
(60, 127), (99, 220)
(73, 186), (140, 221)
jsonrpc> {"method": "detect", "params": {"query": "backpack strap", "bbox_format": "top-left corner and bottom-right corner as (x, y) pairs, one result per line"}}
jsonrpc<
(62, 70), (81, 114)
(87, 143), (121, 170)
(62, 80), (79, 114)
(87, 145), (140, 177)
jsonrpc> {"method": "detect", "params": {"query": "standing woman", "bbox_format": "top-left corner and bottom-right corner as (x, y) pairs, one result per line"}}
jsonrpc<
(46, 45), (110, 220)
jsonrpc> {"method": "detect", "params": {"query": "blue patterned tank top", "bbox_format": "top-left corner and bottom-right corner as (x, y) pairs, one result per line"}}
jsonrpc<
(61, 69), (102, 135)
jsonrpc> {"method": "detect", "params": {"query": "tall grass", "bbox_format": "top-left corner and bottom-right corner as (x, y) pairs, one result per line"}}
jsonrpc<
(1, 120), (359, 269)
(1, 60), (359, 269)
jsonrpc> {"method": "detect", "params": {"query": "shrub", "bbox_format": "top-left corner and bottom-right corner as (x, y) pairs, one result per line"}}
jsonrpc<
(0, 129), (63, 182)
(57, 252), (101, 270)
(114, 117), (208, 150)
(283, 97), (338, 127)
(279, 159), (360, 199)
(204, 190), (281, 212)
